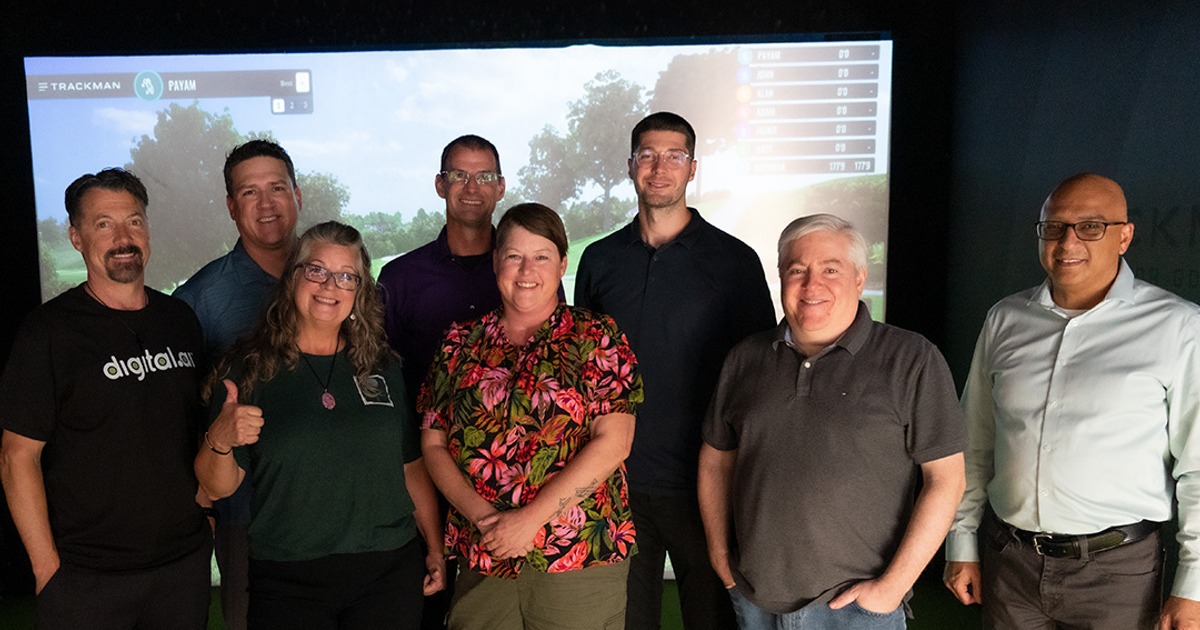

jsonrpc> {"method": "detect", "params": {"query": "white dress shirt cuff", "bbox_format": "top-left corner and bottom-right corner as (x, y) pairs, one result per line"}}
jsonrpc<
(945, 531), (981, 562)
(1171, 565), (1200, 601)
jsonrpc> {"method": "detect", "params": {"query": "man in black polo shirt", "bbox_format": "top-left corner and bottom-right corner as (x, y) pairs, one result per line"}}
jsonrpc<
(697, 213), (965, 628)
(575, 112), (775, 630)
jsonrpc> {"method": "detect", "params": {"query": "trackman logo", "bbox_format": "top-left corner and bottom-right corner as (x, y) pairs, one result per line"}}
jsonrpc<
(102, 348), (196, 381)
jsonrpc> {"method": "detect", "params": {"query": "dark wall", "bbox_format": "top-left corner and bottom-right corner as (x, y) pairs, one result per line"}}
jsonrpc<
(945, 0), (1200, 378)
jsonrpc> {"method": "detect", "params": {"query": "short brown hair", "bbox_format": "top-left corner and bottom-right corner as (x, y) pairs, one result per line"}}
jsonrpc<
(496, 203), (567, 258)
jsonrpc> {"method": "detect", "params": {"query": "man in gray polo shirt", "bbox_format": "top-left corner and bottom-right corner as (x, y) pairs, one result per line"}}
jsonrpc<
(698, 213), (966, 628)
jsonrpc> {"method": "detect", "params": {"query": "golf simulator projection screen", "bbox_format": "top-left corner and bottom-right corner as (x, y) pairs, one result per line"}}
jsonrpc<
(24, 34), (893, 318)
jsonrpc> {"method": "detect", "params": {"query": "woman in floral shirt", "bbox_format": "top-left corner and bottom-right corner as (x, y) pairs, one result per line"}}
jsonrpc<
(419, 203), (643, 629)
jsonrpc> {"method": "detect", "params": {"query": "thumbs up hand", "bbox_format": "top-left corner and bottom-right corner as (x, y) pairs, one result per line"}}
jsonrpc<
(208, 378), (265, 452)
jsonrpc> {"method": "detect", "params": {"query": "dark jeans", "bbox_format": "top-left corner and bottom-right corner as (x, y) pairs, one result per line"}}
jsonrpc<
(36, 539), (211, 630)
(248, 538), (425, 630)
(980, 511), (1163, 630)
(625, 491), (736, 630)
(729, 586), (904, 630)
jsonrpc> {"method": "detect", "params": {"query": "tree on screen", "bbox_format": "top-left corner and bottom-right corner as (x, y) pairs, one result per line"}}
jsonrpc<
(296, 171), (349, 230)
(517, 125), (580, 211)
(649, 50), (739, 198)
(511, 71), (646, 240)
(126, 103), (349, 289)
(568, 70), (646, 207)
(126, 103), (241, 289)
(37, 217), (73, 298)
(648, 49), (739, 158)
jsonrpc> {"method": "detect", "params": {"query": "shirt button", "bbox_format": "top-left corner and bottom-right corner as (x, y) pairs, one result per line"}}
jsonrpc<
(1042, 445), (1052, 452)
(803, 361), (811, 369)
(469, 304), (476, 310)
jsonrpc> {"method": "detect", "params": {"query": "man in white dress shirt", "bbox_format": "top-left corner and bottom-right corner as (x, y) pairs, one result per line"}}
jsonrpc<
(943, 173), (1200, 629)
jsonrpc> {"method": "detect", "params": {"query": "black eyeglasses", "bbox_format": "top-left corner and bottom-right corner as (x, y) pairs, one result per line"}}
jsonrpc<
(297, 263), (361, 290)
(439, 170), (501, 186)
(1035, 221), (1127, 241)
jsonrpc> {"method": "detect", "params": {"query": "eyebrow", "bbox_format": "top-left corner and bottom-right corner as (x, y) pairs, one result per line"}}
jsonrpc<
(236, 178), (290, 190)
(789, 258), (846, 267)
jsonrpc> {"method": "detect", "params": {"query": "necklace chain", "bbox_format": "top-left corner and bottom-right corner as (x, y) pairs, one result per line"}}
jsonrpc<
(85, 282), (145, 349)
(300, 341), (339, 410)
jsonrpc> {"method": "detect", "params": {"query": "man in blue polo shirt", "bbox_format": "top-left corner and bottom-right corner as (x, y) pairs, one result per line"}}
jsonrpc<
(575, 112), (776, 630)
(174, 139), (302, 630)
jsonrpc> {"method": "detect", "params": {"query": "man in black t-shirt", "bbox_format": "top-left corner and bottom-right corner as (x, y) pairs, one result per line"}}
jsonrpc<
(0, 169), (210, 630)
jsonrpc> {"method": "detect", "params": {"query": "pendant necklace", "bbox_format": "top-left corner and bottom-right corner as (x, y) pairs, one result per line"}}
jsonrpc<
(300, 341), (339, 410)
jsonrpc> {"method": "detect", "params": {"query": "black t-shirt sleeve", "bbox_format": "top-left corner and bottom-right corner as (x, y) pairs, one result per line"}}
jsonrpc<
(0, 311), (58, 442)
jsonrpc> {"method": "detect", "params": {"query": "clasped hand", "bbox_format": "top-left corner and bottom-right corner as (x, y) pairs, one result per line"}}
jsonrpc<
(478, 509), (541, 559)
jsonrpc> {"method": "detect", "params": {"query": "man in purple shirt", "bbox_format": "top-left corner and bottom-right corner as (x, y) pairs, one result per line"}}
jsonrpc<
(377, 134), (507, 629)
(379, 135), (506, 404)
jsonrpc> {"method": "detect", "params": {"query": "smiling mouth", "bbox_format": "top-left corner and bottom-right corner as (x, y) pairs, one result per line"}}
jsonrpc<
(516, 282), (538, 289)
(106, 246), (142, 261)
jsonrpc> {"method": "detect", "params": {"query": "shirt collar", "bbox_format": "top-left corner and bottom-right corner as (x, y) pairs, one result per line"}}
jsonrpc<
(1030, 257), (1137, 312)
(431, 225), (497, 261)
(619, 207), (706, 250)
(490, 302), (569, 347)
(230, 238), (278, 285)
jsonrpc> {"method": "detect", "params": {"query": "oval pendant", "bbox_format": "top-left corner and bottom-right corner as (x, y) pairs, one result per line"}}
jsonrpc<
(321, 391), (336, 410)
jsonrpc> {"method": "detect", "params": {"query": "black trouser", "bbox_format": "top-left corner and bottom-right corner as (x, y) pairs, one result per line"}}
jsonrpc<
(36, 539), (211, 630)
(248, 538), (425, 630)
(624, 491), (736, 630)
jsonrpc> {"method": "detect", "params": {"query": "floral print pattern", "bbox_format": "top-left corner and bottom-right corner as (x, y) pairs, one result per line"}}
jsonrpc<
(419, 304), (643, 577)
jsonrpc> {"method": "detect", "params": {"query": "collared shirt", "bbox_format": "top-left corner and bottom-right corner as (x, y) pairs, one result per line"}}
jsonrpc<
(378, 227), (502, 402)
(418, 304), (643, 578)
(173, 238), (277, 358)
(575, 208), (775, 495)
(703, 302), (965, 612)
(946, 259), (1200, 598)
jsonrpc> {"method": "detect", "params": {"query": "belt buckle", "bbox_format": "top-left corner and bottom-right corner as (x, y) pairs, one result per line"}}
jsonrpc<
(1032, 533), (1053, 556)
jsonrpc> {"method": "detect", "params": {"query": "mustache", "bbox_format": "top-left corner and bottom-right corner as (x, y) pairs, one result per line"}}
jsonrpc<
(105, 245), (143, 260)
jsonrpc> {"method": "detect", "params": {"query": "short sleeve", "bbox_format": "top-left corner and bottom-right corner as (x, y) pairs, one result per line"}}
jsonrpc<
(0, 313), (58, 442)
(416, 324), (463, 431)
(580, 312), (643, 419)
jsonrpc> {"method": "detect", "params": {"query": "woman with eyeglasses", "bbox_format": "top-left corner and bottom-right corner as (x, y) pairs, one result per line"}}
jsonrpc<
(195, 221), (444, 629)
(419, 203), (643, 630)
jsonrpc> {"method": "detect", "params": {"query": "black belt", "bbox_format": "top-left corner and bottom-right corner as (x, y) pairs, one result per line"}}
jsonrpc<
(1008, 520), (1161, 559)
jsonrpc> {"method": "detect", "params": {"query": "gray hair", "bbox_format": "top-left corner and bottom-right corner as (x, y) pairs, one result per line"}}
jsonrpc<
(777, 213), (869, 272)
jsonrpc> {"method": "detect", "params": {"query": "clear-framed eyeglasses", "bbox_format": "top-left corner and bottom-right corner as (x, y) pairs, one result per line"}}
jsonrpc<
(297, 263), (362, 291)
(440, 170), (501, 186)
(1035, 220), (1127, 241)
(631, 148), (692, 169)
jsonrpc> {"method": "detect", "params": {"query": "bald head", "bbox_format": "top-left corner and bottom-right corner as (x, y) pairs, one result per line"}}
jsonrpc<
(1040, 173), (1128, 222)
(1038, 172), (1134, 310)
